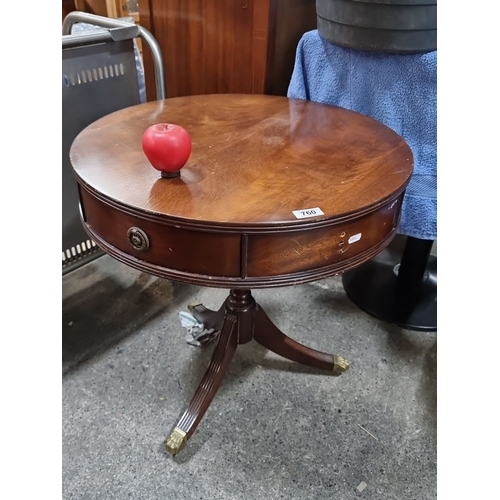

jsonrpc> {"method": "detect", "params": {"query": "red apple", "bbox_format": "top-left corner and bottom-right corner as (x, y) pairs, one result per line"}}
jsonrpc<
(141, 123), (192, 177)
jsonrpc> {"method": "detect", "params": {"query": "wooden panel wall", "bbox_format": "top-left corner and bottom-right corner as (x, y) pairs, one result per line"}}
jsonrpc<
(265, 0), (317, 96)
(138, 0), (316, 100)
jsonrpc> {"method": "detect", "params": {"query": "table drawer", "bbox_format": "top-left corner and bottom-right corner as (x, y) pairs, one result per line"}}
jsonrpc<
(80, 188), (242, 278)
(246, 196), (402, 277)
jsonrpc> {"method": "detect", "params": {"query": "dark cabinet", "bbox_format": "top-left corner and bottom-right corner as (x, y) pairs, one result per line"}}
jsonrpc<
(138, 0), (317, 98)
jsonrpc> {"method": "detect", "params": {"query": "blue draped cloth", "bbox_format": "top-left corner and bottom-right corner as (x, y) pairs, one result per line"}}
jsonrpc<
(288, 30), (437, 240)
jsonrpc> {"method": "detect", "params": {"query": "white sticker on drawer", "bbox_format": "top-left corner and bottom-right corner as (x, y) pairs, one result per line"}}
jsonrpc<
(348, 233), (362, 244)
(292, 207), (325, 219)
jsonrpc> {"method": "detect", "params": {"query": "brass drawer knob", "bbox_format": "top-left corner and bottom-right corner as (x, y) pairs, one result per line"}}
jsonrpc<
(127, 227), (150, 251)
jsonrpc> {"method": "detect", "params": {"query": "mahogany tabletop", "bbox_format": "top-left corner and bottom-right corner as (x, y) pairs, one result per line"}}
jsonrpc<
(69, 94), (413, 288)
(70, 94), (413, 230)
(69, 94), (414, 453)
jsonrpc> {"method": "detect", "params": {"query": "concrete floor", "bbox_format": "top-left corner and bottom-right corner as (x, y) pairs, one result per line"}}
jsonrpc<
(62, 249), (437, 499)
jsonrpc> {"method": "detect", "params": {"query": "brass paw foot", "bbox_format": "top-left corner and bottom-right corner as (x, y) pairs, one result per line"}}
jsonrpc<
(333, 355), (350, 375)
(165, 427), (187, 455)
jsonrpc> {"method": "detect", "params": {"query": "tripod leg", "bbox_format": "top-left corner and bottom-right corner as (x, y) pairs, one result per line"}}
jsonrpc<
(166, 314), (238, 455)
(253, 305), (349, 374)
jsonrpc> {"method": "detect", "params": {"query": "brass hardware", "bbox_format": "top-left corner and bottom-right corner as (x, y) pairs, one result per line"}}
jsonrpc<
(166, 427), (187, 455)
(127, 227), (149, 251)
(333, 355), (350, 374)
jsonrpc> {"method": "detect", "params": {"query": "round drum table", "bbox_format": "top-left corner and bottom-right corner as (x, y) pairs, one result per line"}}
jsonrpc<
(70, 94), (413, 455)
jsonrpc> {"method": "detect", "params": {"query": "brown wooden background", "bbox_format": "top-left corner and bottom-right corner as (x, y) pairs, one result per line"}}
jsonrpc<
(63, 1), (317, 99)
(138, 0), (317, 99)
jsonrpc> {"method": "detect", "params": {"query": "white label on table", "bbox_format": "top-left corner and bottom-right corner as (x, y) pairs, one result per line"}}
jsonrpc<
(292, 207), (325, 219)
(348, 233), (362, 244)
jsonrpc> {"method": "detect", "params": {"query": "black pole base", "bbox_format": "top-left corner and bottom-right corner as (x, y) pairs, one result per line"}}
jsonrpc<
(342, 236), (437, 332)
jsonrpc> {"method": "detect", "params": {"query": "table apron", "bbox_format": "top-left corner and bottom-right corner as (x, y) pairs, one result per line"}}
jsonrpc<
(79, 186), (404, 288)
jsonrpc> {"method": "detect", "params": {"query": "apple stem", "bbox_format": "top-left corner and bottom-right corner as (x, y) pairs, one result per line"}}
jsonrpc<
(161, 170), (181, 179)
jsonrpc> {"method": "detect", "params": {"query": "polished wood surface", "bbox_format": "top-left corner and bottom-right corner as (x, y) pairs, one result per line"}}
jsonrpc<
(71, 94), (412, 227)
(71, 94), (412, 288)
(245, 202), (403, 277)
(81, 196), (404, 287)
(69, 94), (413, 455)
(138, 0), (317, 99)
(166, 289), (341, 455)
(79, 188), (242, 277)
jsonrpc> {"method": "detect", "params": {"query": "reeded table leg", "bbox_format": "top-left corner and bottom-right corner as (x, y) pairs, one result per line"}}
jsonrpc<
(167, 289), (349, 455)
(253, 304), (349, 374)
(165, 314), (238, 455)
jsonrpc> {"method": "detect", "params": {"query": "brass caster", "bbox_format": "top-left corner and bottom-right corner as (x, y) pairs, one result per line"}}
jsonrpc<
(165, 427), (187, 455)
(333, 355), (350, 375)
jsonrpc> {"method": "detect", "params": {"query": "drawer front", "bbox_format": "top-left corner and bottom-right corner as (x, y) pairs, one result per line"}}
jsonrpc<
(246, 196), (402, 277)
(80, 189), (242, 277)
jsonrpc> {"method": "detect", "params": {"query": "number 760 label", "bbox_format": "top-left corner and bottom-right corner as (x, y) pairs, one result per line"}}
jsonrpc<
(292, 207), (325, 219)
